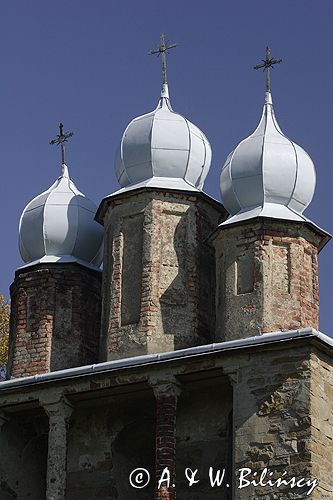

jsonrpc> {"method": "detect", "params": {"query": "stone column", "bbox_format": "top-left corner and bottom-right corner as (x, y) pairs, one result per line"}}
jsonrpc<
(150, 377), (182, 500)
(42, 397), (73, 500)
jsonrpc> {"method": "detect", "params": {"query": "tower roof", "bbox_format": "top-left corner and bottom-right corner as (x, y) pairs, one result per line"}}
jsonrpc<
(19, 141), (103, 269)
(113, 34), (212, 195)
(220, 49), (316, 226)
(115, 86), (212, 194)
(220, 91), (316, 225)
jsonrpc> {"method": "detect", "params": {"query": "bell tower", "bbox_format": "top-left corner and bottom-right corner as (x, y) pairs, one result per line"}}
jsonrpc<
(8, 124), (103, 378)
(213, 48), (330, 341)
(98, 38), (227, 360)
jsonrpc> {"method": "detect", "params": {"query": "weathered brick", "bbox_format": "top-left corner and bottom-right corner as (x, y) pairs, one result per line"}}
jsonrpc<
(8, 263), (102, 378)
(212, 219), (326, 341)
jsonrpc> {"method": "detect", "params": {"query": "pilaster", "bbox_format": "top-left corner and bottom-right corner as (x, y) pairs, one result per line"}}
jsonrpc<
(149, 376), (182, 500)
(41, 396), (74, 500)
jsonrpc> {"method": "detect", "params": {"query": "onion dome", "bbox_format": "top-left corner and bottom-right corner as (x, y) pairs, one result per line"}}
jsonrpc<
(115, 82), (211, 193)
(19, 163), (103, 268)
(220, 91), (316, 225)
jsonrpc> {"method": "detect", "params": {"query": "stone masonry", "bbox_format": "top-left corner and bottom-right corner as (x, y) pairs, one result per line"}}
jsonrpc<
(309, 349), (333, 499)
(232, 342), (333, 499)
(0, 332), (332, 498)
(3, 176), (333, 499)
(98, 189), (226, 360)
(8, 263), (102, 378)
(211, 218), (329, 341)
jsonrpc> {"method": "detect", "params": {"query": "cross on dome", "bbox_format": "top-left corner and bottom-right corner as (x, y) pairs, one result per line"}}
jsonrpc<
(19, 123), (103, 269)
(149, 33), (177, 98)
(220, 47), (316, 226)
(49, 122), (74, 165)
(113, 35), (211, 194)
(254, 46), (282, 93)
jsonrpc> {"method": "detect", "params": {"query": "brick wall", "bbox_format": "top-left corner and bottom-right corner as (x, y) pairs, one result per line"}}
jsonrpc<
(8, 263), (102, 378)
(155, 392), (177, 500)
(212, 218), (326, 341)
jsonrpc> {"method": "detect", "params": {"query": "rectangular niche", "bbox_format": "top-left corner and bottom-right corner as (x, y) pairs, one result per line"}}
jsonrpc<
(304, 250), (314, 302)
(120, 212), (143, 326)
(272, 242), (291, 294)
(236, 249), (254, 295)
(159, 210), (187, 305)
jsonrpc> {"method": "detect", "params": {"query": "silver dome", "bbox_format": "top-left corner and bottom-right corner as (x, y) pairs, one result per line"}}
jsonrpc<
(19, 164), (103, 268)
(220, 92), (316, 225)
(115, 84), (212, 193)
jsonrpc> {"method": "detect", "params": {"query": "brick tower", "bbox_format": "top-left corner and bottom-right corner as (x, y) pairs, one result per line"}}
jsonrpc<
(98, 188), (225, 360)
(8, 125), (103, 378)
(97, 77), (227, 361)
(212, 87), (330, 341)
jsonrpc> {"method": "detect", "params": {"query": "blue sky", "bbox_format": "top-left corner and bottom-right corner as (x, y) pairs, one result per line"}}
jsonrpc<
(1, 1), (332, 334)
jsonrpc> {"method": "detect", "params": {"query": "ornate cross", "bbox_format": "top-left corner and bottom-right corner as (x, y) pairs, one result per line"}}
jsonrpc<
(254, 47), (282, 93)
(149, 33), (177, 85)
(49, 123), (74, 164)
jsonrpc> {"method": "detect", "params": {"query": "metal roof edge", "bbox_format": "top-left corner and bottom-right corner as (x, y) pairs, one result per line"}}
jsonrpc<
(1, 328), (332, 391)
(14, 260), (102, 280)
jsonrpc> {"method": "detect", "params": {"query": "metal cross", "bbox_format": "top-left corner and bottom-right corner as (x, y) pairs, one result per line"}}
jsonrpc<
(49, 123), (74, 164)
(149, 33), (177, 85)
(254, 47), (282, 93)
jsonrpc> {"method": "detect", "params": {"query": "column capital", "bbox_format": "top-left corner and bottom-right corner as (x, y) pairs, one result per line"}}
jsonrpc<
(41, 395), (74, 421)
(148, 375), (182, 398)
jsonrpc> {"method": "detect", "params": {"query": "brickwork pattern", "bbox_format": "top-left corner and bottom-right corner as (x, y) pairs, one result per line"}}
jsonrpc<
(150, 379), (181, 500)
(213, 219), (324, 341)
(155, 394), (177, 500)
(9, 264), (102, 378)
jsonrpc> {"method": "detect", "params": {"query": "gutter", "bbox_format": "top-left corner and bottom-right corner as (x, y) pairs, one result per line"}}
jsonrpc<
(0, 328), (332, 391)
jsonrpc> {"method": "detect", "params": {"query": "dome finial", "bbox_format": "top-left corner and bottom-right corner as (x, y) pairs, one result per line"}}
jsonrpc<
(149, 33), (177, 98)
(49, 122), (74, 166)
(254, 46), (282, 95)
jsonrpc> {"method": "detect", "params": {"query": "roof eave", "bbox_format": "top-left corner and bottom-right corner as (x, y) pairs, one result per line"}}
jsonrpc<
(1, 328), (332, 392)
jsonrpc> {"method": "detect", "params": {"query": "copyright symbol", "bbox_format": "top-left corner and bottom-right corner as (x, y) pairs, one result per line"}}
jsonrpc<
(129, 468), (150, 489)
